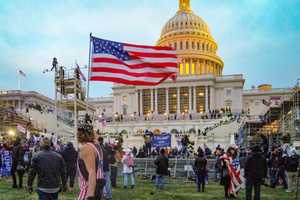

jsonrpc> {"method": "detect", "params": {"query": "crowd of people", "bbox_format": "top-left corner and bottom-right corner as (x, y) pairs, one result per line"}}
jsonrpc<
(112, 107), (239, 123)
(1, 116), (300, 200)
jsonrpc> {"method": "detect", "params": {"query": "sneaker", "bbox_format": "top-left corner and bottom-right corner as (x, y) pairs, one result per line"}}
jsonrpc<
(131, 185), (135, 189)
(285, 190), (292, 193)
(123, 186), (127, 189)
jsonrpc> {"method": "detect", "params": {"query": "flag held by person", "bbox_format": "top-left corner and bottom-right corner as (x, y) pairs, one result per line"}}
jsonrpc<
(75, 63), (87, 81)
(18, 70), (26, 77)
(89, 36), (178, 86)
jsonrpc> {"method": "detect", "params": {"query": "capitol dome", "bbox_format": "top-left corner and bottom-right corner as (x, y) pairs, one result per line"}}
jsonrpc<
(157, 0), (224, 76)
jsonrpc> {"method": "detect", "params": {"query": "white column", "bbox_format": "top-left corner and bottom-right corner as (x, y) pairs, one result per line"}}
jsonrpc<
(177, 87), (180, 114)
(188, 86), (192, 113)
(210, 87), (215, 111)
(154, 88), (158, 114)
(139, 90), (143, 115)
(193, 86), (196, 113)
(150, 89), (154, 112)
(205, 86), (209, 112)
(166, 88), (169, 114)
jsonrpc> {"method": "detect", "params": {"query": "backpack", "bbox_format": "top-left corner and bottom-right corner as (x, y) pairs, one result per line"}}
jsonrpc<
(195, 157), (206, 174)
(287, 155), (299, 172)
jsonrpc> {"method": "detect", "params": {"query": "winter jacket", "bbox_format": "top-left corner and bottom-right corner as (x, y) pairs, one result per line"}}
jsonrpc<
(154, 154), (169, 176)
(28, 149), (66, 190)
(194, 156), (207, 176)
(245, 152), (267, 182)
(60, 144), (78, 170)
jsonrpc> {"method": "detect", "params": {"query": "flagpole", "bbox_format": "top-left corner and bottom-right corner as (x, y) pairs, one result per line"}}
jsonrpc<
(86, 32), (92, 114)
(17, 70), (21, 90)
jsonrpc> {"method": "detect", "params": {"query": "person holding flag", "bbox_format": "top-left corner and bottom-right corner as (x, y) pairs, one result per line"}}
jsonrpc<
(17, 69), (26, 90)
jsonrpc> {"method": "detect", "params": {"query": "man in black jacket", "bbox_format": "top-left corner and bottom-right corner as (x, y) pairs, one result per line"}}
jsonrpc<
(194, 149), (207, 192)
(27, 138), (67, 200)
(60, 142), (78, 191)
(245, 145), (267, 200)
(154, 149), (169, 189)
(11, 139), (25, 189)
(285, 147), (299, 193)
(99, 137), (112, 199)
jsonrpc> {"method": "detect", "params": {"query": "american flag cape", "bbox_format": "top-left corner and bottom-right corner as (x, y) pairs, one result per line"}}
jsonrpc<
(89, 36), (178, 86)
(220, 154), (245, 196)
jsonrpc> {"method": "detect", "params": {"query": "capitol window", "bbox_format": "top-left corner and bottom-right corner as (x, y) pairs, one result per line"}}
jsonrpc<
(226, 89), (232, 96)
(185, 63), (190, 74)
(191, 63), (195, 74)
(180, 41), (183, 50)
(180, 63), (184, 75)
(186, 41), (189, 49)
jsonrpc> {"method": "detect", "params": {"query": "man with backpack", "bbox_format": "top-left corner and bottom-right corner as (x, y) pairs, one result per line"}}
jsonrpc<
(285, 147), (299, 193)
(194, 148), (207, 192)
(154, 149), (169, 189)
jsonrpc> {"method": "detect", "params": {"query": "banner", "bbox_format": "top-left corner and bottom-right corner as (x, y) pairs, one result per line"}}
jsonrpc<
(151, 133), (171, 148)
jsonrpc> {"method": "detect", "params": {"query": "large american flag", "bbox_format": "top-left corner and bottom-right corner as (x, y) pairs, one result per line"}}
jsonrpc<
(90, 36), (178, 86)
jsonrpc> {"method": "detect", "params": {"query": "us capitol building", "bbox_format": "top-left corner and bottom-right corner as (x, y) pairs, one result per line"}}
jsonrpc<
(90, 0), (292, 140)
(0, 0), (294, 148)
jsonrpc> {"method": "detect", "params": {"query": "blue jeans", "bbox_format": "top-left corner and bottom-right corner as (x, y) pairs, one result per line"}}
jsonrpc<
(103, 171), (112, 199)
(123, 173), (135, 186)
(37, 190), (58, 200)
(155, 175), (165, 189)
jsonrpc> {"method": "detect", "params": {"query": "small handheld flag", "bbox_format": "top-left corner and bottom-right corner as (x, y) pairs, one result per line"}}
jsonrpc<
(18, 70), (26, 77)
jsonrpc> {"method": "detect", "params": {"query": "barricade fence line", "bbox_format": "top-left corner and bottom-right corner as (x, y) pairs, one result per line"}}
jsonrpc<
(116, 158), (217, 183)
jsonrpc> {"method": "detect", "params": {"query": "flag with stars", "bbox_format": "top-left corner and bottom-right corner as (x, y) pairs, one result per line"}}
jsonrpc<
(90, 36), (178, 86)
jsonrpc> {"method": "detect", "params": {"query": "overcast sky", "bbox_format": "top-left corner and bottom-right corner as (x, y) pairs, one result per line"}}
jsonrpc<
(0, 0), (299, 98)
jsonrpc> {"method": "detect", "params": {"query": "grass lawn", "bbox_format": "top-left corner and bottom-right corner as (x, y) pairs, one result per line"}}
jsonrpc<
(0, 177), (295, 200)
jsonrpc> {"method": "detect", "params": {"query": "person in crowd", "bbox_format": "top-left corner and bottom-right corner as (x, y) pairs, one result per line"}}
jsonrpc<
(77, 121), (105, 200)
(144, 132), (152, 157)
(99, 137), (112, 200)
(154, 149), (169, 189)
(0, 143), (12, 178)
(136, 148), (146, 158)
(269, 147), (280, 188)
(11, 139), (25, 189)
(214, 147), (222, 182)
(231, 146), (240, 172)
(245, 145), (267, 200)
(111, 148), (122, 188)
(285, 147), (300, 193)
(181, 135), (189, 158)
(60, 142), (78, 191)
(132, 146), (137, 157)
(220, 146), (243, 199)
(27, 137), (67, 200)
(122, 149), (135, 189)
(204, 144), (212, 157)
(274, 150), (288, 190)
(193, 148), (207, 192)
(23, 143), (32, 173)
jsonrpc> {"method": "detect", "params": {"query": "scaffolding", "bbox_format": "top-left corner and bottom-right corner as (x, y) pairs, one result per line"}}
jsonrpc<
(51, 58), (94, 146)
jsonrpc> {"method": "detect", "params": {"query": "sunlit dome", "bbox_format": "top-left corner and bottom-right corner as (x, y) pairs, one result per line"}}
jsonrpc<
(157, 0), (224, 77)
